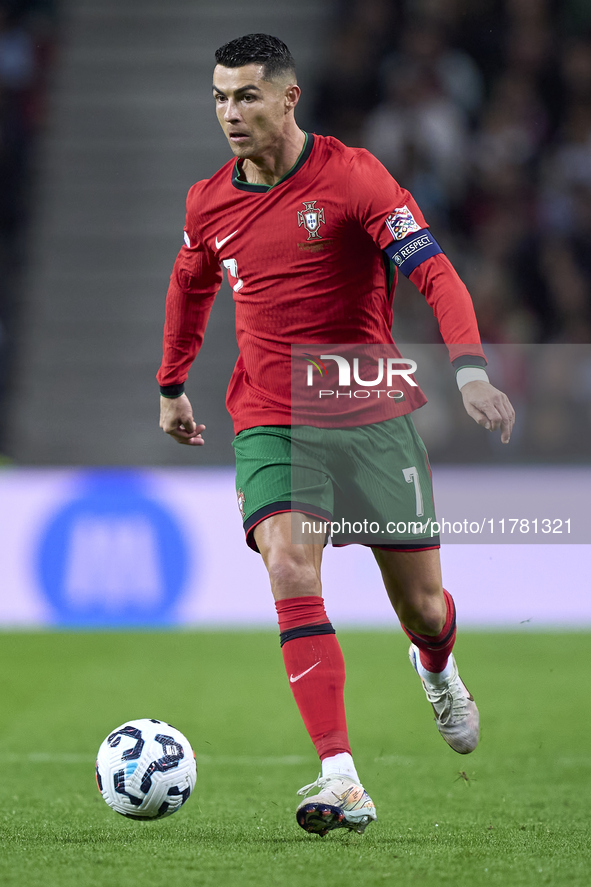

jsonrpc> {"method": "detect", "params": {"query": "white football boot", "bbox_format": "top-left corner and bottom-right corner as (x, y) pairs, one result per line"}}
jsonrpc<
(409, 644), (479, 754)
(296, 774), (377, 836)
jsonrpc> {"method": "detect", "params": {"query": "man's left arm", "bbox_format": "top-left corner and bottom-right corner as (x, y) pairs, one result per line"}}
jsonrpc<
(389, 243), (515, 443)
(457, 379), (515, 444)
(346, 150), (515, 441)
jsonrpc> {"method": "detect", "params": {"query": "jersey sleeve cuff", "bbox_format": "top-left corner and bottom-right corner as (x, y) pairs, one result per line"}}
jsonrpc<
(159, 383), (185, 398)
(383, 229), (443, 277)
(451, 354), (487, 370)
(456, 367), (490, 390)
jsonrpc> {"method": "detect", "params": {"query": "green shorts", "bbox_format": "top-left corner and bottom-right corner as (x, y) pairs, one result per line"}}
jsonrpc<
(232, 416), (439, 552)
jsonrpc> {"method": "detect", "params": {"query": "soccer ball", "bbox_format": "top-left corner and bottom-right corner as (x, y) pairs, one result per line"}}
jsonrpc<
(95, 718), (197, 820)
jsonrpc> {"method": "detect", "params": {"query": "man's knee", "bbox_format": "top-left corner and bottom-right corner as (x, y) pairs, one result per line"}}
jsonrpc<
(399, 585), (446, 636)
(265, 549), (321, 600)
(254, 513), (324, 600)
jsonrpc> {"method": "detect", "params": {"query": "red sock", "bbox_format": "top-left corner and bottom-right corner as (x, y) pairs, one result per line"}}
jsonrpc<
(401, 589), (457, 672)
(276, 596), (350, 760)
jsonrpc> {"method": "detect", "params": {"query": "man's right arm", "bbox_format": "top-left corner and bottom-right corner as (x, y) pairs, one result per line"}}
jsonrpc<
(157, 213), (223, 445)
(159, 392), (205, 446)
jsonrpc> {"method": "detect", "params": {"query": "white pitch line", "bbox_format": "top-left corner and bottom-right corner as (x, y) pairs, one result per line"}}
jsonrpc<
(0, 753), (95, 764)
(197, 755), (310, 766)
(0, 753), (313, 766)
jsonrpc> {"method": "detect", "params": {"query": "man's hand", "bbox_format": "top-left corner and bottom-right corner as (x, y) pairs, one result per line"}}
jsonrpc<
(159, 393), (205, 446)
(461, 380), (515, 444)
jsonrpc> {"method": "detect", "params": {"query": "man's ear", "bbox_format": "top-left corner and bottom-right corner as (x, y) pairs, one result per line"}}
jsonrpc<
(284, 83), (301, 112)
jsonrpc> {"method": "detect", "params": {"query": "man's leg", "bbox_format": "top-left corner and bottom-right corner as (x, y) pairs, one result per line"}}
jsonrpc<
(254, 512), (376, 835)
(372, 548), (454, 669)
(373, 547), (479, 754)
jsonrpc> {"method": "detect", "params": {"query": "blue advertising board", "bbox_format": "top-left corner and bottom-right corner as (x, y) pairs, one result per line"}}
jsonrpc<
(37, 471), (189, 626)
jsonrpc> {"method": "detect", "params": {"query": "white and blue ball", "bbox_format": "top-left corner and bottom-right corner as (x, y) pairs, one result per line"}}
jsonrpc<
(96, 718), (197, 820)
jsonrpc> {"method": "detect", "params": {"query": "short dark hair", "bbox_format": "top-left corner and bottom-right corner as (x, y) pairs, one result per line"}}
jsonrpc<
(214, 34), (296, 81)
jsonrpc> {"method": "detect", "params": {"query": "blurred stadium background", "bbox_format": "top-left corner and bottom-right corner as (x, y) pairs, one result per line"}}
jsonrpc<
(0, 0), (589, 629)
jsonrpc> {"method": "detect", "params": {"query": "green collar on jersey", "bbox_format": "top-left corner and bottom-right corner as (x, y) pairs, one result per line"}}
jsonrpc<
(232, 132), (314, 192)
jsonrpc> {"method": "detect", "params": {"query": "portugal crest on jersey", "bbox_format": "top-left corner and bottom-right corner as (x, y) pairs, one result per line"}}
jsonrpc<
(298, 200), (325, 240)
(237, 488), (245, 519)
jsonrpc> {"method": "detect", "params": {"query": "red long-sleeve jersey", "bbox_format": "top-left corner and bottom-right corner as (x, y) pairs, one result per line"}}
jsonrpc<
(157, 133), (484, 433)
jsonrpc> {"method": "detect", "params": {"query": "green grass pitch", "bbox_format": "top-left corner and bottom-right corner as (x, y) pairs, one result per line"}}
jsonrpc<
(0, 630), (590, 887)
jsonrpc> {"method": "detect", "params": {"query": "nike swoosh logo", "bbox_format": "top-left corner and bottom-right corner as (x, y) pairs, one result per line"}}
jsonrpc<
(215, 230), (238, 249)
(289, 661), (321, 683)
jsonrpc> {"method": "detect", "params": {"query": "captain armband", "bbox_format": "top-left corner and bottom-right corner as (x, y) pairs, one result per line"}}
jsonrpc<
(383, 229), (443, 277)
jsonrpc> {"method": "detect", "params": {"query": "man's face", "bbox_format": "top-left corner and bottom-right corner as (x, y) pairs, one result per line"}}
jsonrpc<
(213, 63), (294, 160)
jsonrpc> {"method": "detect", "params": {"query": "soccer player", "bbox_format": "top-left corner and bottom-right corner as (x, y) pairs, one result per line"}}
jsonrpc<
(157, 34), (515, 837)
